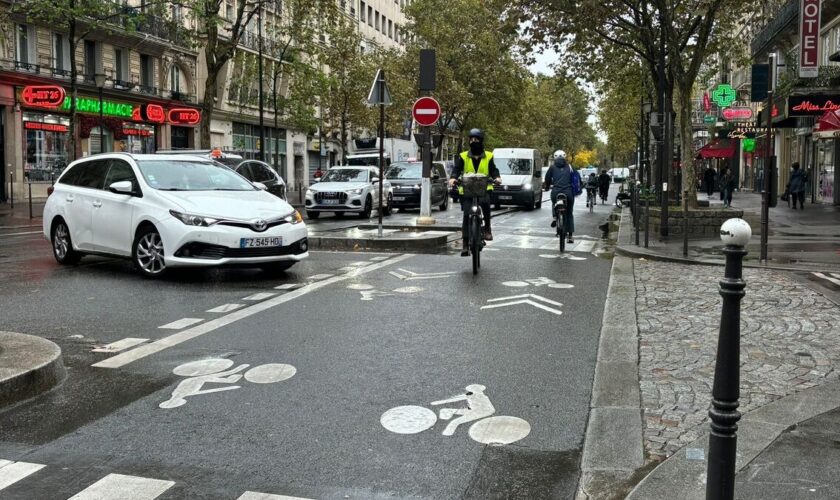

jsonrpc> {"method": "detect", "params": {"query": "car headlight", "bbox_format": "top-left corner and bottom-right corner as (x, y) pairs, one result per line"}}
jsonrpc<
(284, 210), (304, 224)
(349, 188), (364, 195)
(306, 189), (313, 197)
(169, 210), (218, 227)
(523, 181), (532, 190)
(413, 184), (421, 191)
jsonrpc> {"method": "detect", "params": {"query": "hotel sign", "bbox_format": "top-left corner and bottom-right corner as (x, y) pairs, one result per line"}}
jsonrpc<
(799, 0), (821, 78)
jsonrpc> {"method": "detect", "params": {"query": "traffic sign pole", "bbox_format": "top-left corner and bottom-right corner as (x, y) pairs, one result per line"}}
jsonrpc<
(413, 97), (441, 226)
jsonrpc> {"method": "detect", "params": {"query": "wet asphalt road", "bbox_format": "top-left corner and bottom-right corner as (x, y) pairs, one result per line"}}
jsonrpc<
(0, 190), (617, 499)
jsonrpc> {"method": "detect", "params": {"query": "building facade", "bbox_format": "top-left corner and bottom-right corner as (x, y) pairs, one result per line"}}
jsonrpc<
(0, 4), (201, 202)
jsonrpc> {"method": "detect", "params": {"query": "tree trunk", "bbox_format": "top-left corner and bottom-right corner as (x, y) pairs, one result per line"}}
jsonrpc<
(677, 84), (698, 208)
(200, 63), (218, 149)
(340, 113), (347, 164)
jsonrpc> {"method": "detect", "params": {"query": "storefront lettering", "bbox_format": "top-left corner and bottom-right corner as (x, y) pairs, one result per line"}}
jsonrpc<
(140, 104), (166, 123)
(21, 86), (66, 107)
(123, 127), (152, 137)
(722, 107), (754, 121)
(24, 121), (69, 133)
(168, 108), (201, 125)
(791, 100), (840, 113)
(59, 96), (135, 118)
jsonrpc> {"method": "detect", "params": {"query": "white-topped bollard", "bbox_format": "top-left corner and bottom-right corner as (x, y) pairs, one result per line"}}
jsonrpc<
(706, 218), (751, 500)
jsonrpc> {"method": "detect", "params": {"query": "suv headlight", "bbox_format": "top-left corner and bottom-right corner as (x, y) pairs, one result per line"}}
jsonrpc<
(305, 189), (314, 197)
(169, 210), (218, 227)
(349, 188), (364, 195)
(284, 210), (304, 224)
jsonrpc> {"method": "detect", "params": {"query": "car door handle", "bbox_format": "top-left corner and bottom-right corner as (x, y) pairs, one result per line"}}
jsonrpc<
(92, 200), (102, 208)
(65, 195), (74, 203)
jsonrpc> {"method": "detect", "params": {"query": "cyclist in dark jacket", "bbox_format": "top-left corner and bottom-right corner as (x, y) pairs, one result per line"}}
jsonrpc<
(598, 170), (611, 203)
(543, 150), (575, 243)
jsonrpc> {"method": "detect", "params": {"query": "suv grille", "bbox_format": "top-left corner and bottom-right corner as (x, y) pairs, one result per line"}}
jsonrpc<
(315, 192), (348, 203)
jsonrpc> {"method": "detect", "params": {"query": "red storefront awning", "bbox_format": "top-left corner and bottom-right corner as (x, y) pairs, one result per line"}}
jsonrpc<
(816, 109), (840, 131)
(696, 139), (735, 159)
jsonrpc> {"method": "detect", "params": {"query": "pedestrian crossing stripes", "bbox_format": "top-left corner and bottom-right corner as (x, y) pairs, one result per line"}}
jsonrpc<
(812, 272), (840, 287)
(486, 234), (599, 253)
(0, 459), (314, 499)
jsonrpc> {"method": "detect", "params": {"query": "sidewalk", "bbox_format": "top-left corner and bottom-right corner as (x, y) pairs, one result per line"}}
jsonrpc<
(617, 191), (840, 271)
(0, 200), (44, 229)
(580, 209), (840, 499)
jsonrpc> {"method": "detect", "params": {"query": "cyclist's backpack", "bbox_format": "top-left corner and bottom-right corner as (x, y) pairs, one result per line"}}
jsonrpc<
(571, 169), (582, 196)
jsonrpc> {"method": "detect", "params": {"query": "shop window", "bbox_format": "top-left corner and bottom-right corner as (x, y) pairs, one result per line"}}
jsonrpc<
(24, 114), (70, 180)
(90, 128), (114, 155)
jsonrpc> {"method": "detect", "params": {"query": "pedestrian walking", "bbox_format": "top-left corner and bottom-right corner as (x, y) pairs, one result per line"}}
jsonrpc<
(703, 165), (716, 198)
(721, 167), (735, 207)
(787, 162), (807, 210)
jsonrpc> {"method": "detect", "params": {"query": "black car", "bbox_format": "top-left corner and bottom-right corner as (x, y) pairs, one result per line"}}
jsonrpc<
(233, 160), (286, 200)
(385, 161), (449, 211)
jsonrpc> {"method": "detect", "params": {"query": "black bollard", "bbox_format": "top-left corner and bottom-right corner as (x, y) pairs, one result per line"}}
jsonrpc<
(644, 196), (650, 248)
(683, 189), (688, 257)
(706, 218), (751, 500)
(635, 186), (640, 246)
(9, 172), (13, 209)
(28, 182), (33, 219)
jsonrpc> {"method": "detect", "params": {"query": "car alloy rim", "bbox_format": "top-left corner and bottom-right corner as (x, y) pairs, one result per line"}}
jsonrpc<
(137, 232), (166, 274)
(54, 224), (69, 259)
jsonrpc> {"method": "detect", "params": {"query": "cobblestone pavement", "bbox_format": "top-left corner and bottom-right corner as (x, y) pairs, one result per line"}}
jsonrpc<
(635, 260), (840, 461)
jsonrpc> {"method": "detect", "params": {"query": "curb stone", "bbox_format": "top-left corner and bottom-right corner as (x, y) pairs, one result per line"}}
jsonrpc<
(0, 331), (65, 408)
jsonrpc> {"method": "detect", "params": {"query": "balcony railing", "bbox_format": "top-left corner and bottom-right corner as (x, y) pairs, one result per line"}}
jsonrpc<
(169, 91), (196, 102)
(15, 61), (39, 73)
(138, 84), (159, 96)
(105, 4), (191, 48)
(750, 0), (798, 56)
(113, 79), (134, 90)
(51, 67), (72, 78)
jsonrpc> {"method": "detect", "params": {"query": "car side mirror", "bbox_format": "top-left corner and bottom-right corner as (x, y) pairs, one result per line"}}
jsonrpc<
(253, 181), (268, 190)
(109, 180), (135, 195)
(371, 177), (379, 183)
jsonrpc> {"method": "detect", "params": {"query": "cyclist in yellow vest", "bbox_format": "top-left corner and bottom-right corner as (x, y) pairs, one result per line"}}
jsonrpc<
(448, 129), (501, 256)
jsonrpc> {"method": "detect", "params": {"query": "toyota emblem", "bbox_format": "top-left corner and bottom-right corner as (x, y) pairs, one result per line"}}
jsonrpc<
(252, 219), (268, 231)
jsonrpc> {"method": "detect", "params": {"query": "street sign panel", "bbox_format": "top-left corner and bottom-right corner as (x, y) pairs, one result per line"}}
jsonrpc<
(366, 69), (392, 106)
(412, 97), (441, 126)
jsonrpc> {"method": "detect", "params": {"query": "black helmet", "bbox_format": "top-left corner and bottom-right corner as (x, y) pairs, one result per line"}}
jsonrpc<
(468, 128), (484, 141)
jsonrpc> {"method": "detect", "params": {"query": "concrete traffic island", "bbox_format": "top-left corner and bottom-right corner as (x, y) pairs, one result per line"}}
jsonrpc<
(0, 331), (65, 408)
(308, 224), (458, 252)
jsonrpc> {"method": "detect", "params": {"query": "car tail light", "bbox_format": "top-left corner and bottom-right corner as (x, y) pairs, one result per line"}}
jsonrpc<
(47, 186), (54, 197)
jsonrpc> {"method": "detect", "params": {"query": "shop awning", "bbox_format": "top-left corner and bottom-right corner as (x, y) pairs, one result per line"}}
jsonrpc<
(696, 139), (735, 159)
(814, 109), (840, 139)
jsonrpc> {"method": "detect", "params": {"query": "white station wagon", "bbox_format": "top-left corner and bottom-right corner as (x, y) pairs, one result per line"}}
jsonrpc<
(43, 153), (309, 278)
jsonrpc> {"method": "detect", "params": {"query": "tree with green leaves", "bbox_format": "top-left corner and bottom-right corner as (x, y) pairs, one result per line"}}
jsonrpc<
(516, 0), (761, 206)
(9, 0), (160, 160)
(596, 63), (646, 168)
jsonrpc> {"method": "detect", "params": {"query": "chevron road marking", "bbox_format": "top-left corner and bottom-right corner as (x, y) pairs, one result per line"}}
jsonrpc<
(812, 272), (840, 287)
(481, 294), (564, 316)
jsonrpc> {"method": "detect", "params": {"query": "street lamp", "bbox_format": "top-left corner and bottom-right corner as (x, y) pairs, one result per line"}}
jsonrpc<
(94, 73), (107, 154)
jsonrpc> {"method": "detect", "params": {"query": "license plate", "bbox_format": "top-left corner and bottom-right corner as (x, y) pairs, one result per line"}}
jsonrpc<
(240, 237), (282, 248)
(393, 196), (406, 201)
(499, 195), (513, 200)
(322, 199), (340, 205)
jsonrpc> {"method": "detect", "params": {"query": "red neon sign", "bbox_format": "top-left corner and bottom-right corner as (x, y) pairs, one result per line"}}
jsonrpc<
(703, 92), (711, 113)
(123, 127), (152, 137)
(791, 100), (840, 113)
(722, 107), (754, 121)
(140, 104), (166, 124)
(24, 121), (69, 133)
(168, 108), (201, 125)
(21, 85), (66, 107)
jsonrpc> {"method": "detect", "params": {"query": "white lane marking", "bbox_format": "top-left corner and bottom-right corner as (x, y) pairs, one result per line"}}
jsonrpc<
(308, 274), (334, 281)
(0, 231), (42, 237)
(94, 254), (414, 369)
(69, 473), (175, 499)
(92, 338), (149, 353)
(274, 283), (302, 290)
(347, 284), (375, 290)
(393, 286), (424, 293)
(370, 256), (390, 261)
(0, 460), (46, 491)
(238, 492), (314, 500)
(389, 268), (455, 280)
(244, 363), (296, 384)
(813, 272), (840, 287)
(243, 292), (276, 301)
(207, 304), (244, 313)
(481, 294), (564, 316)
(159, 318), (203, 330)
(832, 273), (840, 279)
(576, 240), (596, 253)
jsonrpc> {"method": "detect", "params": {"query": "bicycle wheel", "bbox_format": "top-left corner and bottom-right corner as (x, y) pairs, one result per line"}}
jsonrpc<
(589, 194), (594, 213)
(470, 216), (481, 275)
(558, 213), (566, 252)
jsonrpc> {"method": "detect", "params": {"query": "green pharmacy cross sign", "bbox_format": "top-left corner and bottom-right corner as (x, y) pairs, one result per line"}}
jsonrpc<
(712, 84), (736, 108)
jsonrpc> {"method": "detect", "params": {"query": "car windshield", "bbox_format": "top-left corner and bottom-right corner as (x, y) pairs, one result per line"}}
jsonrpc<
(321, 169), (369, 182)
(136, 160), (256, 191)
(386, 162), (422, 179)
(493, 157), (532, 175)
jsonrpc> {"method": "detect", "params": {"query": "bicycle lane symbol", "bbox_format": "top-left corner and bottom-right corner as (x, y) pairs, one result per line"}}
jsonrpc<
(380, 384), (531, 445)
(159, 358), (296, 409)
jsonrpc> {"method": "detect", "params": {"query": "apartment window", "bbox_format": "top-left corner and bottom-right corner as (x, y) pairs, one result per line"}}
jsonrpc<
(84, 40), (97, 80)
(368, 6), (373, 26)
(140, 54), (154, 87)
(360, 1), (366, 22)
(388, 20), (393, 39)
(16, 24), (35, 64)
(375, 12), (379, 31)
(170, 65), (182, 93)
(172, 3), (182, 23)
(114, 48), (129, 82)
(225, 0), (234, 20)
(53, 33), (70, 72)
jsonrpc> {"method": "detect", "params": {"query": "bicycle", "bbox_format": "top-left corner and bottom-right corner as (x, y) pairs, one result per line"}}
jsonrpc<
(458, 173), (490, 275)
(554, 193), (568, 252)
(586, 188), (596, 213)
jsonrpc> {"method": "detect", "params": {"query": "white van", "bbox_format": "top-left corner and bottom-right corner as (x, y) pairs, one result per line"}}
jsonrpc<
(491, 148), (544, 210)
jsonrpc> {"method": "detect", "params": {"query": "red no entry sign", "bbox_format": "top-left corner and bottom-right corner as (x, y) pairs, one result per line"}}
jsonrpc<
(412, 97), (441, 126)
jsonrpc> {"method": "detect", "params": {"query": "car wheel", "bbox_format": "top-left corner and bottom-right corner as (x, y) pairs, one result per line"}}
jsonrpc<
(382, 194), (393, 216)
(439, 193), (448, 211)
(51, 219), (82, 265)
(360, 196), (372, 219)
(536, 195), (542, 209)
(306, 210), (320, 220)
(261, 261), (296, 274)
(133, 225), (167, 278)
